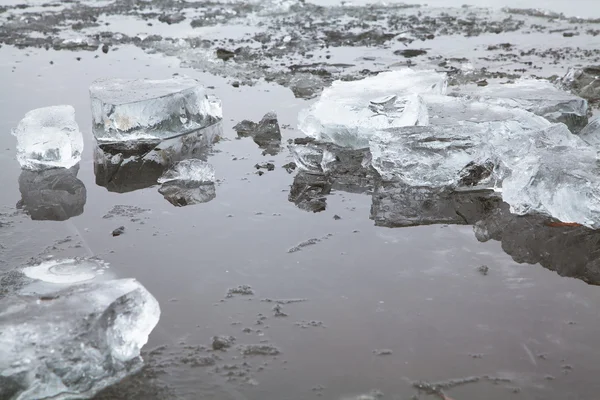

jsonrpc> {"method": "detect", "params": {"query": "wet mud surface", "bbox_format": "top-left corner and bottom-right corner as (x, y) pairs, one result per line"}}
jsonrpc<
(2, 0), (600, 399)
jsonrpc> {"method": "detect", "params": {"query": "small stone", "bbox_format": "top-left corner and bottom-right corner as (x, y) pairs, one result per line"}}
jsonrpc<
(112, 226), (125, 237)
(478, 265), (489, 275)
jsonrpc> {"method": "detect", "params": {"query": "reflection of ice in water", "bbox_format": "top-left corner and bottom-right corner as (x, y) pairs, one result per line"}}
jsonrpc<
(22, 258), (109, 284)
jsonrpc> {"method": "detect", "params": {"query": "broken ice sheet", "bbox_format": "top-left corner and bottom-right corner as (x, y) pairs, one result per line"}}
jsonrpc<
(298, 69), (446, 148)
(12, 105), (83, 170)
(449, 78), (588, 133)
(369, 97), (551, 187)
(499, 124), (600, 228)
(90, 77), (222, 142)
(18, 165), (86, 221)
(0, 279), (160, 400)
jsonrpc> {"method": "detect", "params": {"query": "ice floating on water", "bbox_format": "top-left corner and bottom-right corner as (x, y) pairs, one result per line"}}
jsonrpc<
(0, 278), (160, 400)
(298, 69), (446, 148)
(499, 124), (600, 228)
(12, 105), (83, 170)
(158, 159), (215, 184)
(90, 77), (222, 142)
(449, 78), (588, 132)
(22, 258), (108, 284)
(369, 97), (551, 187)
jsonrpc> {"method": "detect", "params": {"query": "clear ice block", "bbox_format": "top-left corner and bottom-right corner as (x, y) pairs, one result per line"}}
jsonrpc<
(0, 278), (160, 400)
(297, 69), (446, 148)
(90, 77), (222, 142)
(11, 105), (83, 170)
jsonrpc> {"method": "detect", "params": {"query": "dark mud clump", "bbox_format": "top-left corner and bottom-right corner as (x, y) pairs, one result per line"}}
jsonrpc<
(234, 112), (281, 155)
(239, 344), (280, 356)
(287, 234), (332, 253)
(373, 349), (393, 356)
(111, 226), (125, 237)
(212, 335), (236, 351)
(478, 265), (489, 275)
(273, 304), (288, 317)
(288, 172), (332, 213)
(394, 49), (428, 58)
(282, 162), (297, 173)
(226, 285), (255, 298)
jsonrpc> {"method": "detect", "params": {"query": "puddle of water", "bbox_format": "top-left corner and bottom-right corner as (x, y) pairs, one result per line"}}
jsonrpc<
(1, 3), (600, 399)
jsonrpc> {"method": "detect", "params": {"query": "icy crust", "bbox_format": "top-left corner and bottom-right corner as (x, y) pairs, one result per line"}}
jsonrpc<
(11, 105), (83, 170)
(90, 77), (222, 142)
(0, 279), (160, 400)
(298, 69), (446, 148)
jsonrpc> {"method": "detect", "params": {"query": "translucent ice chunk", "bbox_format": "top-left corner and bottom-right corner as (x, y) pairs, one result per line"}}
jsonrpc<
(90, 77), (222, 142)
(22, 258), (109, 284)
(578, 116), (600, 146)
(158, 159), (215, 184)
(11, 105), (83, 170)
(0, 278), (160, 400)
(449, 79), (588, 133)
(500, 124), (600, 228)
(368, 94), (552, 186)
(298, 69), (446, 148)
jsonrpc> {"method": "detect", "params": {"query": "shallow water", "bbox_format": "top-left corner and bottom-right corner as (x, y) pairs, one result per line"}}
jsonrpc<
(2, 1), (600, 399)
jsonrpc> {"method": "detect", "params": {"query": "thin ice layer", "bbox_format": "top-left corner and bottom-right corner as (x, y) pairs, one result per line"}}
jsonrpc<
(0, 278), (160, 400)
(158, 159), (215, 184)
(90, 77), (222, 142)
(22, 258), (108, 284)
(11, 105), (83, 170)
(449, 79), (588, 132)
(298, 69), (446, 148)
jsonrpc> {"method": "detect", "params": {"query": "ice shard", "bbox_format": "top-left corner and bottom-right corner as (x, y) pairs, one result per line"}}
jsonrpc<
(11, 105), (83, 170)
(298, 69), (446, 148)
(90, 77), (222, 142)
(369, 96), (551, 187)
(499, 124), (600, 228)
(578, 116), (600, 146)
(449, 79), (588, 133)
(0, 278), (160, 400)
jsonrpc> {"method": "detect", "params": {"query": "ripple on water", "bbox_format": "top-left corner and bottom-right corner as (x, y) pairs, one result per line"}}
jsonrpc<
(22, 258), (109, 284)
